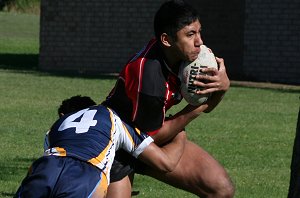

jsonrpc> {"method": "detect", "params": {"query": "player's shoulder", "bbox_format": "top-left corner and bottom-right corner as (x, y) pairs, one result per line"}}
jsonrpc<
(141, 59), (166, 93)
(144, 58), (163, 72)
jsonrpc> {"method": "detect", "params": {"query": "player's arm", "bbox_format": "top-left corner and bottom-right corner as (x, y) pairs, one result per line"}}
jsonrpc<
(150, 70), (228, 145)
(152, 104), (207, 145)
(137, 131), (186, 173)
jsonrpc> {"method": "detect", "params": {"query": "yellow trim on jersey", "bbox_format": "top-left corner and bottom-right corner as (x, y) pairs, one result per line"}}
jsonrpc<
(88, 108), (114, 167)
(44, 147), (67, 156)
(135, 127), (141, 135)
(122, 123), (135, 147)
(55, 147), (67, 156)
(90, 173), (108, 198)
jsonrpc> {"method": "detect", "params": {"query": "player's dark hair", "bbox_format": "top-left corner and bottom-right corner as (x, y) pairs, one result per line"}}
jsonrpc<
(154, 0), (200, 41)
(58, 95), (96, 116)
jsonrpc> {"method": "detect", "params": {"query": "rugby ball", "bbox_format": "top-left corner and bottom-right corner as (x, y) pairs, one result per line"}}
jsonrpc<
(179, 45), (218, 106)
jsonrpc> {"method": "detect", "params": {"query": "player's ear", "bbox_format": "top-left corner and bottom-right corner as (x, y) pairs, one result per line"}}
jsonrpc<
(160, 33), (172, 47)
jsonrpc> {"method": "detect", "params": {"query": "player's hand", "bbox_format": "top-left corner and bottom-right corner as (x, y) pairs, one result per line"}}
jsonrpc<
(193, 57), (230, 94)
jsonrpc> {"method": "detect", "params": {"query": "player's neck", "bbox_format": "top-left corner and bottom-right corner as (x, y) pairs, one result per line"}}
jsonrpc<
(162, 48), (181, 73)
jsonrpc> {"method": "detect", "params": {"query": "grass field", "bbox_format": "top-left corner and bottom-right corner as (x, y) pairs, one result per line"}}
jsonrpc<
(1, 11), (300, 198)
(0, 11), (39, 70)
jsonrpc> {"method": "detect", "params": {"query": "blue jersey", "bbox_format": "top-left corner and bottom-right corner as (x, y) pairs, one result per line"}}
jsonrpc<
(44, 105), (153, 184)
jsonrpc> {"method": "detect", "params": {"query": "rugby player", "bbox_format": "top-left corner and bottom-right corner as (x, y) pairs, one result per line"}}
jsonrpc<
(15, 96), (185, 198)
(104, 1), (234, 197)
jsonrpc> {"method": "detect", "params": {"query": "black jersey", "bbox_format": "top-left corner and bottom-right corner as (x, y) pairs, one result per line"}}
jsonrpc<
(103, 39), (182, 135)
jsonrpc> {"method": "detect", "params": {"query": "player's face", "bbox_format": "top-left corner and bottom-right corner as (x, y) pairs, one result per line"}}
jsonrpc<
(173, 20), (203, 62)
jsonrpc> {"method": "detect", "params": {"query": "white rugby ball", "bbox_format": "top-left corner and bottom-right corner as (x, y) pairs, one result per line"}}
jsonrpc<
(179, 45), (218, 106)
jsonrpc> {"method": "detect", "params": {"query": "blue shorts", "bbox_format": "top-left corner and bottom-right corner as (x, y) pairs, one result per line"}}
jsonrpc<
(15, 156), (108, 198)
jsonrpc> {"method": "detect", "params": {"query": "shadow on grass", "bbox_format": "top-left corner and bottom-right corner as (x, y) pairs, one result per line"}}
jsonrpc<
(0, 192), (15, 197)
(0, 157), (37, 197)
(0, 156), (36, 177)
(0, 53), (118, 80)
(0, 53), (298, 93)
(0, 53), (38, 70)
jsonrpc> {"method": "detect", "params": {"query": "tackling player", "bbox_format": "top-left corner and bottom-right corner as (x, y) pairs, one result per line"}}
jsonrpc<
(15, 96), (185, 198)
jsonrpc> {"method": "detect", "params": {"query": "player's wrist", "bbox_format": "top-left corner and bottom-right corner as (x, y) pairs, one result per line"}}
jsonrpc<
(203, 91), (226, 113)
(186, 103), (208, 117)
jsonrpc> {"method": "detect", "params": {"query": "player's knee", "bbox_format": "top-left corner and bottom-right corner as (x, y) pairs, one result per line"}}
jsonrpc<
(214, 176), (235, 198)
(195, 173), (235, 198)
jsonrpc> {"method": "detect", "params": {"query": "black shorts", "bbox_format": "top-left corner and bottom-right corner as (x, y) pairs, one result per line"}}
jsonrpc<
(110, 149), (146, 182)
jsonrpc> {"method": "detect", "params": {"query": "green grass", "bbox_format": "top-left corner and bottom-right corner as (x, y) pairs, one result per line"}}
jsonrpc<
(0, 12), (39, 53)
(0, 12), (39, 70)
(0, 70), (299, 198)
(1, 11), (300, 198)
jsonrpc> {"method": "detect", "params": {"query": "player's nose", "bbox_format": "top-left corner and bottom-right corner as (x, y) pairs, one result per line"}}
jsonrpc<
(195, 33), (203, 47)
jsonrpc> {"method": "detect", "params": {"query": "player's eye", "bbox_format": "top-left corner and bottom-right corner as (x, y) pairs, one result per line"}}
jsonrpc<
(186, 32), (194, 38)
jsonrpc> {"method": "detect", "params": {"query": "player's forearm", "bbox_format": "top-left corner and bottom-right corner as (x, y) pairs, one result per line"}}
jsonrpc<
(138, 132), (186, 173)
(142, 132), (186, 172)
(159, 131), (186, 172)
(153, 104), (207, 145)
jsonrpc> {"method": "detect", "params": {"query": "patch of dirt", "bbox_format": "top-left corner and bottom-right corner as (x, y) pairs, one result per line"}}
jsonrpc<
(230, 81), (300, 91)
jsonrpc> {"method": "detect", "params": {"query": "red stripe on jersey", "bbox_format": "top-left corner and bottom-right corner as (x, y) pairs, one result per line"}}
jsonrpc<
(147, 129), (160, 136)
(129, 39), (157, 121)
(133, 57), (144, 120)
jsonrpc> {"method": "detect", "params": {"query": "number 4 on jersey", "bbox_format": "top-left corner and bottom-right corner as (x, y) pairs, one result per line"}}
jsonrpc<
(58, 109), (97, 134)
